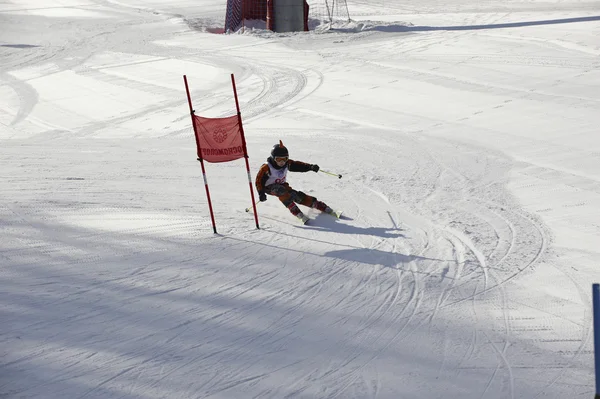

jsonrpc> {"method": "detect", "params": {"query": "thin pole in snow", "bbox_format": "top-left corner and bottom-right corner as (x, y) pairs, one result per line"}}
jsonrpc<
(183, 75), (218, 234)
(593, 283), (600, 399)
(231, 73), (260, 229)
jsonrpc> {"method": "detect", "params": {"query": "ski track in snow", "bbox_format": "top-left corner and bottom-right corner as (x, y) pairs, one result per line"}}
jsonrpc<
(1, 0), (598, 398)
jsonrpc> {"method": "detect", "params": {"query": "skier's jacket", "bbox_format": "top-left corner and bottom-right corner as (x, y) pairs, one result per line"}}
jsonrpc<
(256, 157), (313, 194)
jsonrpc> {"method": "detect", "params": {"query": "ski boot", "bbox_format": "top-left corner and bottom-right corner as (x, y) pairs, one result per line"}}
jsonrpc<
(297, 213), (310, 224)
(288, 203), (309, 224)
(324, 207), (342, 219)
(313, 200), (342, 219)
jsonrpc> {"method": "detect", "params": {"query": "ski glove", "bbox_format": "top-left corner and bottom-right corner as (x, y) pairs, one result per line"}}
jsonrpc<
(259, 192), (267, 202)
(311, 164), (320, 172)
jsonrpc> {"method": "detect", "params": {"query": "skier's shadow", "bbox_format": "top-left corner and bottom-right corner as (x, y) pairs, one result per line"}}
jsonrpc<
(324, 248), (447, 272)
(299, 215), (450, 271)
(300, 213), (405, 239)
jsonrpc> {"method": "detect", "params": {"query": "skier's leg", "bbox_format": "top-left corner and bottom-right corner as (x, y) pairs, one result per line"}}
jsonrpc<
(267, 184), (305, 218)
(295, 191), (332, 213)
(281, 196), (307, 222)
(268, 184), (333, 217)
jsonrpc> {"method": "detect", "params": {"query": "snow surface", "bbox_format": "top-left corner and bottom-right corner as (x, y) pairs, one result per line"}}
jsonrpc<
(1, 0), (600, 398)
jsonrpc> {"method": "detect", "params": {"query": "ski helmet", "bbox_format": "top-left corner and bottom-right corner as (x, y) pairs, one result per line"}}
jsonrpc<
(271, 140), (289, 159)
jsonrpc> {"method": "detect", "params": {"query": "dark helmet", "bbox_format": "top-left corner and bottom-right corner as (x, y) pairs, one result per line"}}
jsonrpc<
(271, 140), (289, 158)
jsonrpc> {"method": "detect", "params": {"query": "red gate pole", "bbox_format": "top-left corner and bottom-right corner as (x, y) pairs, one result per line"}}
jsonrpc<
(231, 73), (260, 229)
(183, 75), (218, 234)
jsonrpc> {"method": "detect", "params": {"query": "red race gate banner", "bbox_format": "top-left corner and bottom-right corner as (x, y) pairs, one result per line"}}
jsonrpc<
(193, 115), (245, 163)
(183, 74), (260, 233)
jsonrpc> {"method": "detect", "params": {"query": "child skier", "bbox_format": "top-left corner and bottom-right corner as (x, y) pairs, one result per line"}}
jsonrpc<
(255, 140), (338, 224)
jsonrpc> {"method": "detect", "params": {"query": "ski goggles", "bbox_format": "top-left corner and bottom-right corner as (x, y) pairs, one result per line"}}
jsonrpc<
(274, 156), (288, 163)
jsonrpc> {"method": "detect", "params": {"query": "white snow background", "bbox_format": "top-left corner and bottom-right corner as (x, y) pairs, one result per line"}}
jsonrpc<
(1, 0), (600, 398)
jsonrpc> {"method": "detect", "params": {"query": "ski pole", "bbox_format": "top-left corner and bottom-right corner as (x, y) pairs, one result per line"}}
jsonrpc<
(320, 170), (342, 179)
(245, 201), (260, 213)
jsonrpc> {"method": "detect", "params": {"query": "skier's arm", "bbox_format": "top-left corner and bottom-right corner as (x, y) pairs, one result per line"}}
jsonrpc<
(255, 164), (270, 193)
(288, 160), (313, 172)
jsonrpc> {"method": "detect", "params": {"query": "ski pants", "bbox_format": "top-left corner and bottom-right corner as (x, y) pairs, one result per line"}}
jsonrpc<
(265, 183), (329, 216)
(265, 183), (316, 208)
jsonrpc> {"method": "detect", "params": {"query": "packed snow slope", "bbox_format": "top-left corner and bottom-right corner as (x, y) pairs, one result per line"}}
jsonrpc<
(1, 0), (599, 398)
